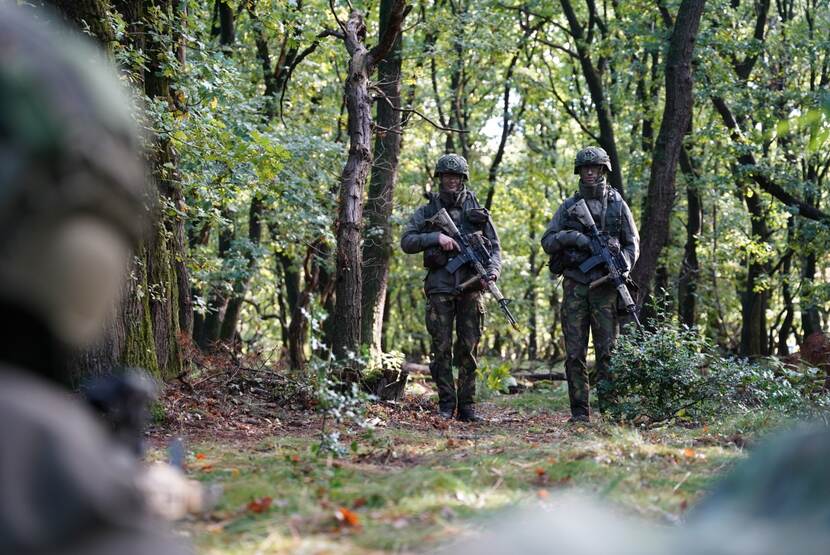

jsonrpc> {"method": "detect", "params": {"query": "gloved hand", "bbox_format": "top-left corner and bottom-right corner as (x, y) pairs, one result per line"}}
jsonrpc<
(554, 230), (591, 250)
(605, 236), (621, 255)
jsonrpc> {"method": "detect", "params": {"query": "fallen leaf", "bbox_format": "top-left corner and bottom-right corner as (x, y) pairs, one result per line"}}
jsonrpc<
(229, 467), (240, 478)
(200, 464), (213, 473)
(195, 453), (207, 460)
(534, 467), (546, 477)
(683, 448), (696, 459)
(290, 454), (301, 463)
(353, 497), (367, 509)
(247, 496), (273, 513)
(537, 489), (550, 499)
(336, 507), (361, 528)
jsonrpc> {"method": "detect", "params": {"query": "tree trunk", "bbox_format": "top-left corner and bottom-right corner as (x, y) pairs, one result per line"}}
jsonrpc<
(331, 3), (407, 367)
(677, 144), (702, 328)
(44, 0), (116, 49)
(361, 0), (404, 352)
(631, 0), (706, 303)
(777, 219), (795, 356)
(288, 241), (323, 371)
(54, 0), (186, 379)
(198, 208), (233, 349)
(739, 191), (770, 357)
(220, 195), (264, 342)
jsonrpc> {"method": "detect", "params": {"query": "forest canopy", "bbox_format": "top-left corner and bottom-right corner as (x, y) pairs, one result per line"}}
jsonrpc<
(39, 0), (830, 377)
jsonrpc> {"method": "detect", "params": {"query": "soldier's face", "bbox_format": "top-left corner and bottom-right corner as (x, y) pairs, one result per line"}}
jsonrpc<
(440, 173), (463, 192)
(579, 165), (605, 184)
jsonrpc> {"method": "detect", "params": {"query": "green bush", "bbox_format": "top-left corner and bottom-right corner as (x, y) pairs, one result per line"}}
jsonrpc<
(604, 322), (815, 423)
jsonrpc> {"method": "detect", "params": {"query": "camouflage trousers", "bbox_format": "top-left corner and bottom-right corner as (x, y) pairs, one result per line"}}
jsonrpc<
(426, 292), (484, 411)
(561, 278), (619, 418)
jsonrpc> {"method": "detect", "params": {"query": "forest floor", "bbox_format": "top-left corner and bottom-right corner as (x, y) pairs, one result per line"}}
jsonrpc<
(147, 361), (794, 554)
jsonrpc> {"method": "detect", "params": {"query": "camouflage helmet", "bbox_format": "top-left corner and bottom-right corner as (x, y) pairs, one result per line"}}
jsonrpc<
(434, 153), (469, 180)
(0, 5), (149, 348)
(574, 146), (612, 174)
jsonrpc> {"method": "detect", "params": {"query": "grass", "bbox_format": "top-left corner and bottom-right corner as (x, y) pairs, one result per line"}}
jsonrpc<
(166, 379), (797, 554)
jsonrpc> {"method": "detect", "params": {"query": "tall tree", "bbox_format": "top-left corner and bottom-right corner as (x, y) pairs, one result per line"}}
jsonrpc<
(330, 1), (409, 366)
(558, 0), (625, 196)
(49, 0), (187, 379)
(360, 0), (405, 352)
(631, 0), (706, 303)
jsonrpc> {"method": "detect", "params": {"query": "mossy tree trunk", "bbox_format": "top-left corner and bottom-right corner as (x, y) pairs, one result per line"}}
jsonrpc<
(57, 0), (187, 380)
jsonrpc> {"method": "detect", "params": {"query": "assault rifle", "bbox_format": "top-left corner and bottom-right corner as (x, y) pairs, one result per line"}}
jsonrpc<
(428, 208), (520, 330)
(566, 199), (642, 328)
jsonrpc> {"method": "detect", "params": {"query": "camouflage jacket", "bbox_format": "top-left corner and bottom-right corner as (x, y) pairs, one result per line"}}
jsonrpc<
(541, 187), (639, 284)
(400, 188), (502, 295)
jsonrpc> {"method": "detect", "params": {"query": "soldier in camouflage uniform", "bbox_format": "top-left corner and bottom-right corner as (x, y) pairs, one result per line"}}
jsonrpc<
(541, 147), (639, 422)
(0, 6), (190, 554)
(401, 154), (502, 422)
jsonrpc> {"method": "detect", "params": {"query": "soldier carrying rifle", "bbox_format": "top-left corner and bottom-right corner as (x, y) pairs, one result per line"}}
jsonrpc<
(541, 147), (640, 423)
(401, 154), (508, 422)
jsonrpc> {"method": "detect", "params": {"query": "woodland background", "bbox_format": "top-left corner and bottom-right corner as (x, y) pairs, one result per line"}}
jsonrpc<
(32, 0), (830, 380)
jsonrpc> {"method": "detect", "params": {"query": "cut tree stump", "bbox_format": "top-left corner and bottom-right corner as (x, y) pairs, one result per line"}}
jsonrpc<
(363, 367), (409, 401)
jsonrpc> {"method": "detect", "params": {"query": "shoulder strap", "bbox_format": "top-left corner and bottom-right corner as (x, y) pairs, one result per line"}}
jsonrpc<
(422, 191), (441, 219)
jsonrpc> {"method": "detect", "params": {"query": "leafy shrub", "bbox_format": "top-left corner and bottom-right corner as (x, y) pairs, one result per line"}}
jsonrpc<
(312, 359), (376, 457)
(604, 322), (816, 423)
(476, 360), (514, 397)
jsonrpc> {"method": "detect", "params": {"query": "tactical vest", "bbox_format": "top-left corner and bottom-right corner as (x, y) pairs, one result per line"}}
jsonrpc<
(557, 188), (626, 284)
(422, 190), (490, 235)
(559, 189), (625, 237)
(421, 189), (491, 270)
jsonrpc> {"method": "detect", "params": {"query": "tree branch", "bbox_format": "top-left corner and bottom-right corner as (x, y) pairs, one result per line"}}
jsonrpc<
(375, 91), (467, 133)
(368, 1), (411, 66)
(711, 95), (830, 223)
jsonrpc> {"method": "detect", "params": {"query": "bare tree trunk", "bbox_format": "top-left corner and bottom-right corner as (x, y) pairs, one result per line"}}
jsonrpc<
(331, 2), (408, 366)
(220, 196), (264, 342)
(288, 241), (323, 370)
(361, 0), (404, 352)
(198, 209), (232, 348)
(631, 0), (706, 303)
(44, 0), (116, 48)
(777, 218), (795, 355)
(525, 211), (539, 360)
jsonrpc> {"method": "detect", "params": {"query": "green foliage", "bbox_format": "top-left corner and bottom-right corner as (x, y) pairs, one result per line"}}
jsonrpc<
(99, 0), (830, 364)
(476, 359), (514, 397)
(313, 360), (376, 458)
(363, 349), (406, 382)
(605, 321), (819, 424)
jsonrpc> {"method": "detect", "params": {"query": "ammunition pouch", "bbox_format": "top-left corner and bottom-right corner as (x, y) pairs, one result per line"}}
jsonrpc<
(465, 207), (490, 225)
(548, 248), (590, 276)
(423, 246), (448, 269)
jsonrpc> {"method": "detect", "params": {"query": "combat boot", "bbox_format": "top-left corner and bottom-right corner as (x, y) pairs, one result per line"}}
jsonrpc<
(457, 405), (482, 422)
(438, 402), (456, 420)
